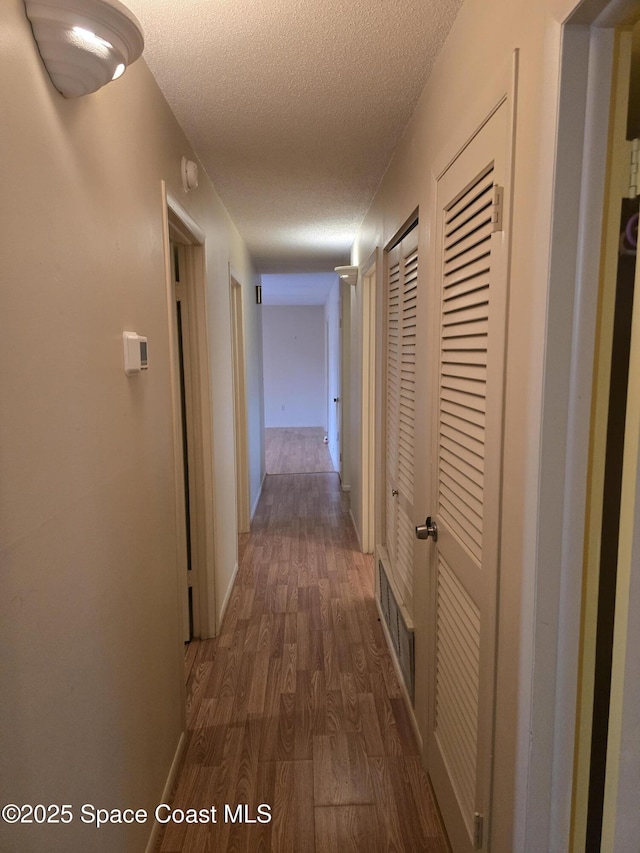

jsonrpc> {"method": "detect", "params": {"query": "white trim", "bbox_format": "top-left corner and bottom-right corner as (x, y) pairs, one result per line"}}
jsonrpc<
(552, 25), (615, 851)
(162, 182), (217, 641)
(349, 507), (363, 551)
(518, 13), (618, 853)
(218, 560), (240, 629)
(162, 213), (191, 643)
(229, 268), (251, 534)
(360, 249), (379, 555)
(251, 472), (266, 520)
(144, 732), (186, 853)
(166, 193), (206, 244)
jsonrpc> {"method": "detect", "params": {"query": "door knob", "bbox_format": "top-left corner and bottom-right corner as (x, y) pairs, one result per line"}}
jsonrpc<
(415, 516), (438, 541)
(391, 489), (399, 497)
(333, 397), (340, 402)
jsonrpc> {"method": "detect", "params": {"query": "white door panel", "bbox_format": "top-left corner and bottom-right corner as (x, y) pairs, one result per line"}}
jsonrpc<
(426, 101), (510, 853)
(384, 225), (419, 613)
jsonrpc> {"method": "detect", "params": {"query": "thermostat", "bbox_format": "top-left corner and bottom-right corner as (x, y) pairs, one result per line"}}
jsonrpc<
(123, 331), (148, 375)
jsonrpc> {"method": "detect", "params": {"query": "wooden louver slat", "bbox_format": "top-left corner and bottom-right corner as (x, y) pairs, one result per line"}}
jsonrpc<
(438, 167), (494, 564)
(430, 106), (509, 853)
(435, 555), (480, 840)
(384, 226), (419, 614)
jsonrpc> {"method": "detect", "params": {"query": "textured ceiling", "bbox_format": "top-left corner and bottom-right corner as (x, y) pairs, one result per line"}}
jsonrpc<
(126, 0), (463, 273)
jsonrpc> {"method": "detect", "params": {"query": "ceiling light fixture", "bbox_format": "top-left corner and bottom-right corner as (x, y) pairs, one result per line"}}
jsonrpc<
(23, 0), (144, 98)
(181, 157), (199, 193)
(334, 265), (358, 287)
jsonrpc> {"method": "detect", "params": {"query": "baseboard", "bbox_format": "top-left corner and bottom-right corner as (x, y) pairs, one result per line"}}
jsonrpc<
(349, 508), (363, 551)
(375, 595), (423, 753)
(217, 560), (239, 631)
(144, 731), (186, 853)
(251, 472), (266, 520)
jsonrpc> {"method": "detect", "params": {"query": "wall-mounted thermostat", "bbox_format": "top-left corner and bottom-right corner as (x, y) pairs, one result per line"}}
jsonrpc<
(123, 331), (149, 376)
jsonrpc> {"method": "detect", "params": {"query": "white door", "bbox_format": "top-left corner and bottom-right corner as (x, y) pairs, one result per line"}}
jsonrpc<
(335, 310), (342, 480)
(384, 224), (419, 612)
(424, 103), (510, 852)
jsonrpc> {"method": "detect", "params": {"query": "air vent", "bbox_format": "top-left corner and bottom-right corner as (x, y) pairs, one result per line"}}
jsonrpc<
(378, 560), (415, 701)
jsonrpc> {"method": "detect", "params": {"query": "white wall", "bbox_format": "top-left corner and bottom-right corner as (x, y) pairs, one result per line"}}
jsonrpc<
(262, 306), (326, 427)
(0, 2), (260, 849)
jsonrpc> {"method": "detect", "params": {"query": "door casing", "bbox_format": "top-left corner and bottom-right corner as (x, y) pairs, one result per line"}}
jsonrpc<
(230, 271), (250, 535)
(162, 186), (217, 641)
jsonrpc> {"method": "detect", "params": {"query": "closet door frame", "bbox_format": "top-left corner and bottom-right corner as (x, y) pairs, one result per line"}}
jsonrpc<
(381, 215), (419, 616)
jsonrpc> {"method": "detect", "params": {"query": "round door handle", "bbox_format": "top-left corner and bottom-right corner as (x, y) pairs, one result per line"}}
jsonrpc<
(415, 516), (438, 541)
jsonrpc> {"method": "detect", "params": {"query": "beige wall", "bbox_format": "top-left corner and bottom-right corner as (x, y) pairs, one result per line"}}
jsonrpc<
(0, 1), (258, 850)
(349, 0), (585, 848)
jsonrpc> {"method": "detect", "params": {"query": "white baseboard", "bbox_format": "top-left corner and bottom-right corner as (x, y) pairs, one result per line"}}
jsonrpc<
(251, 472), (266, 520)
(217, 560), (239, 631)
(349, 508), (363, 551)
(144, 731), (186, 853)
(374, 594), (423, 753)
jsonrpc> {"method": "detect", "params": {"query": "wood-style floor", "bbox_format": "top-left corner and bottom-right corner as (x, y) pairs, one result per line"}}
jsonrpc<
(265, 427), (335, 474)
(157, 472), (449, 852)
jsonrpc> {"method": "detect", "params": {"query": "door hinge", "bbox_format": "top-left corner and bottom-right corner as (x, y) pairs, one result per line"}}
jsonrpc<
(473, 812), (484, 850)
(629, 138), (639, 199)
(491, 186), (504, 232)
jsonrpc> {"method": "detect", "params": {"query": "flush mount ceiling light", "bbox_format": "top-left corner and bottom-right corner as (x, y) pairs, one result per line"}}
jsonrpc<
(335, 265), (358, 287)
(23, 0), (144, 98)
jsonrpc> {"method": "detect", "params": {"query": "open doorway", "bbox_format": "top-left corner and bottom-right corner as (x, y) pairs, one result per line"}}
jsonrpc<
(261, 273), (341, 476)
(163, 188), (217, 642)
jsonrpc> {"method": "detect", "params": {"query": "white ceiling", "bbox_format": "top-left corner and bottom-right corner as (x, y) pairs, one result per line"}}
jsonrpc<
(126, 0), (463, 273)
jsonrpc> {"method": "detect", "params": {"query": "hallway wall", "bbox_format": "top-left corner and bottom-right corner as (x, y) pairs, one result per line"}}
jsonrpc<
(0, 2), (261, 850)
(262, 306), (326, 428)
(349, 0), (587, 849)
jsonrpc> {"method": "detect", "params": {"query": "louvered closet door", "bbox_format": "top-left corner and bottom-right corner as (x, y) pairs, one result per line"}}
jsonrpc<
(384, 225), (418, 613)
(427, 103), (509, 853)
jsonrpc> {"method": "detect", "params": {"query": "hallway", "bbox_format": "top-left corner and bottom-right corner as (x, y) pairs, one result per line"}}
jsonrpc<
(265, 427), (335, 474)
(156, 473), (449, 852)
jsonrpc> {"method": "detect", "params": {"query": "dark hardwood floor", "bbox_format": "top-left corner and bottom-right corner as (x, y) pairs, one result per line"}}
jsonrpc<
(157, 472), (449, 852)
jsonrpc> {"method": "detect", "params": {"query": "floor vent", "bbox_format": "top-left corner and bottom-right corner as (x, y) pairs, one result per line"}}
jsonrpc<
(378, 559), (415, 701)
